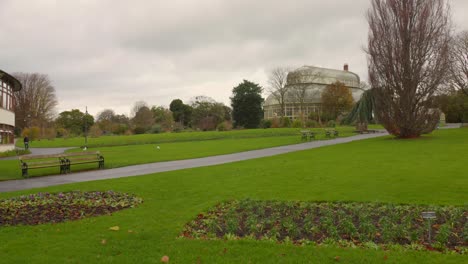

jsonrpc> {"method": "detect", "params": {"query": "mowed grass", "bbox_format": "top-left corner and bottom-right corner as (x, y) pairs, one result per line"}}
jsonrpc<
(17, 127), (347, 148)
(0, 129), (466, 263)
(1, 127), (356, 180)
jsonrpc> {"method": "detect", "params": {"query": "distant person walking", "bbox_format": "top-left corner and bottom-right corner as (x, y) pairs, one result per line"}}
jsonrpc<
(23, 136), (29, 150)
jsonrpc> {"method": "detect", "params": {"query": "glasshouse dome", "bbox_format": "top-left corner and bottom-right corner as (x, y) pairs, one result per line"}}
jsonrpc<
(264, 64), (364, 120)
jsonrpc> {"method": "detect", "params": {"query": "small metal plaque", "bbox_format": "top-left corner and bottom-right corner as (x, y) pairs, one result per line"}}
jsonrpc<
(422, 211), (436, 219)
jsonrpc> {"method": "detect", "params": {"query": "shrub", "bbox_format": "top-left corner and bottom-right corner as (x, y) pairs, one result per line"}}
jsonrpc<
(309, 112), (320, 121)
(22, 127), (40, 140)
(172, 123), (184, 132)
(326, 120), (336, 128)
(320, 112), (335, 123)
(133, 126), (147, 134)
(217, 121), (233, 131)
(217, 122), (227, 131)
(260, 119), (272, 129)
(280, 117), (291, 128)
(271, 117), (280, 128)
(112, 124), (128, 135)
(306, 120), (319, 128)
(41, 128), (56, 140)
(56, 128), (70, 138)
(149, 124), (163, 134)
(292, 119), (303, 128)
(89, 124), (103, 138)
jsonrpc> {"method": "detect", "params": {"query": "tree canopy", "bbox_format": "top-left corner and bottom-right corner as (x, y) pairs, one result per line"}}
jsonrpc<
(321, 81), (354, 120)
(230, 80), (264, 128)
(190, 96), (229, 130)
(55, 109), (94, 136)
(132, 104), (154, 134)
(169, 99), (192, 127)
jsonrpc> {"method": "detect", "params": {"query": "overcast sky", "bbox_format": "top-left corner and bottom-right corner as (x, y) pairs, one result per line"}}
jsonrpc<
(1, 0), (467, 117)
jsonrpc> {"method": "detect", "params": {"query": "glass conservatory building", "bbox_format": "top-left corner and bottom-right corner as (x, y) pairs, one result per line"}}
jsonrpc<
(264, 64), (364, 120)
(0, 70), (22, 152)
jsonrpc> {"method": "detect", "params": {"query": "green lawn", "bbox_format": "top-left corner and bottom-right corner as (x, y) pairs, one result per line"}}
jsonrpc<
(1, 127), (356, 180)
(17, 127), (345, 148)
(0, 129), (466, 263)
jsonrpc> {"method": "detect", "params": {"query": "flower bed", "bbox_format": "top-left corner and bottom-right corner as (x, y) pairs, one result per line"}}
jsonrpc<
(0, 191), (142, 226)
(181, 200), (467, 253)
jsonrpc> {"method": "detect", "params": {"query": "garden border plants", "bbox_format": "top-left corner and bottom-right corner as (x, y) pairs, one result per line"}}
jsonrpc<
(181, 199), (467, 254)
(0, 191), (143, 226)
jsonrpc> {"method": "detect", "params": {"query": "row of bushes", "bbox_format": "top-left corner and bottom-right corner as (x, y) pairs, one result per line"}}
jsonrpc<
(20, 118), (339, 140)
(260, 117), (336, 129)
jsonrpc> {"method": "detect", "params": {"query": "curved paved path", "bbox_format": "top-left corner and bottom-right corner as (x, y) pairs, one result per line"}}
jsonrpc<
(0, 147), (74, 161)
(0, 132), (389, 192)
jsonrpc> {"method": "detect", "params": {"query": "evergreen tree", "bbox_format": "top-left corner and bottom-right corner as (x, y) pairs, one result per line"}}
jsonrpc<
(169, 99), (192, 127)
(230, 80), (264, 128)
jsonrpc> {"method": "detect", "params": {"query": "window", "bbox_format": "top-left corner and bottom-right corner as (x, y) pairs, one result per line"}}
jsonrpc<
(285, 107), (291, 117)
(0, 125), (14, 144)
(0, 80), (14, 111)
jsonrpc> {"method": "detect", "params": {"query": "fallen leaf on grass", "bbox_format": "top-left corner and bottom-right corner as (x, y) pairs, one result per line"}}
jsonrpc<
(161, 255), (169, 263)
(101, 239), (107, 245)
(109, 226), (120, 231)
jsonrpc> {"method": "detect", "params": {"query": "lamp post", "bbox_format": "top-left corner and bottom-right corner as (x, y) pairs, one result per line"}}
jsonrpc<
(84, 106), (88, 150)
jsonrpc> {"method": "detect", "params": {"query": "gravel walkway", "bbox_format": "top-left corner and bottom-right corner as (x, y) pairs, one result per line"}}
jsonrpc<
(0, 132), (388, 193)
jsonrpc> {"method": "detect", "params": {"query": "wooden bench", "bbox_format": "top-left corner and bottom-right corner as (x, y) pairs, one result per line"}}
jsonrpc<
(355, 129), (379, 134)
(60, 151), (105, 173)
(300, 130), (316, 141)
(325, 130), (339, 138)
(18, 151), (104, 178)
(19, 154), (68, 178)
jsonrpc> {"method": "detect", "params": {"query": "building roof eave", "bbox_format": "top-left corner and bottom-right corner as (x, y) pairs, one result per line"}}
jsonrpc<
(0, 70), (22, 91)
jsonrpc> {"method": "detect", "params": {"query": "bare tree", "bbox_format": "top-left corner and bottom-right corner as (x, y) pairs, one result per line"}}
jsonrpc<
(132, 105), (154, 133)
(286, 69), (322, 124)
(367, 0), (452, 138)
(96, 109), (116, 122)
(267, 67), (290, 117)
(130, 101), (149, 118)
(13, 73), (58, 130)
(96, 109), (117, 133)
(450, 31), (468, 96)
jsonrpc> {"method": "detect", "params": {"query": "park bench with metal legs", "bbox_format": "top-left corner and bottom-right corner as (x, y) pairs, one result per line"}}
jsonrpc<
(19, 154), (68, 178)
(325, 130), (339, 138)
(19, 151), (104, 178)
(300, 130), (316, 141)
(60, 151), (105, 173)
